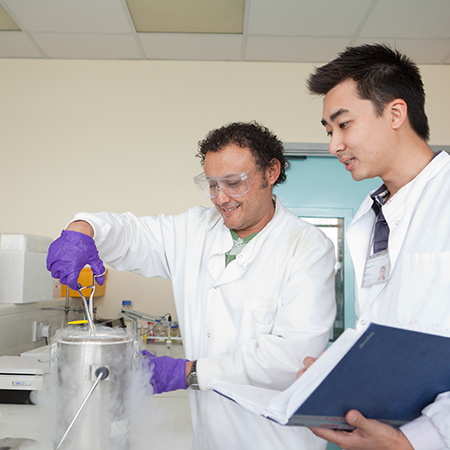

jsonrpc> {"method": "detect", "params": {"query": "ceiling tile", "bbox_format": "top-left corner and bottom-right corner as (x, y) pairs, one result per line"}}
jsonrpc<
(0, 31), (42, 57)
(247, 0), (373, 36)
(361, 0), (450, 39)
(2, 0), (133, 33)
(245, 36), (351, 62)
(126, 0), (244, 33)
(139, 33), (242, 60)
(30, 33), (142, 59)
(0, 0), (449, 63)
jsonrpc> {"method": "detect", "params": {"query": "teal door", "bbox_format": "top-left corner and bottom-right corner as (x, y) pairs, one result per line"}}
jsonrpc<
(275, 155), (380, 450)
(275, 155), (380, 330)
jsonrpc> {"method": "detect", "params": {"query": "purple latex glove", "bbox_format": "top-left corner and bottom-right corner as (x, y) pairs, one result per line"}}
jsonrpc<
(141, 350), (187, 394)
(46, 230), (106, 291)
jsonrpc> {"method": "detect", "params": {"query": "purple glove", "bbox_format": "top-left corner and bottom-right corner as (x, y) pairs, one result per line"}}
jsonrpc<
(46, 230), (106, 291)
(140, 350), (187, 394)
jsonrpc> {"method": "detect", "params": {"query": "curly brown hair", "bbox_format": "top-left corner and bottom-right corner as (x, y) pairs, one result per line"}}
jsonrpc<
(197, 121), (286, 186)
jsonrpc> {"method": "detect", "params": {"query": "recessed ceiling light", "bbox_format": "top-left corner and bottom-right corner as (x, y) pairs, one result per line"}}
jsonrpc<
(126, 0), (245, 34)
(0, 4), (20, 31)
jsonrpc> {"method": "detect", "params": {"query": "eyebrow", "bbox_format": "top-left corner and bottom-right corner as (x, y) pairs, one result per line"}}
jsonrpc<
(321, 108), (349, 127)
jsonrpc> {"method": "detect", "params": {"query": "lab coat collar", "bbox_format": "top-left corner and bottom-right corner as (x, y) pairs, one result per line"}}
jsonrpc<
(349, 151), (450, 311)
(208, 195), (282, 286)
(394, 150), (450, 200)
(209, 194), (281, 256)
(351, 152), (450, 223)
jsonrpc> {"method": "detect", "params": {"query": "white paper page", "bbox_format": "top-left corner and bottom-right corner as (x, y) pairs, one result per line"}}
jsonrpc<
(212, 381), (287, 423)
(212, 325), (368, 424)
(270, 327), (363, 418)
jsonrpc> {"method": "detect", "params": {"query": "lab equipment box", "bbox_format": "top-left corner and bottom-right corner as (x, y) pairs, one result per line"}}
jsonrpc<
(0, 233), (54, 304)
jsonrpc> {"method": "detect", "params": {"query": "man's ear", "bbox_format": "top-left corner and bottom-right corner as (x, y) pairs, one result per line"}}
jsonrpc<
(267, 158), (281, 186)
(388, 98), (408, 131)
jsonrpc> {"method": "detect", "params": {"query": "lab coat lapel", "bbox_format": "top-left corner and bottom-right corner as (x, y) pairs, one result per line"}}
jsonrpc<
(213, 258), (249, 288)
(361, 201), (405, 307)
(351, 201), (405, 311)
(208, 231), (257, 288)
(207, 194), (279, 287)
(383, 201), (406, 275)
(207, 223), (263, 288)
(348, 196), (390, 312)
(347, 198), (374, 293)
(352, 154), (447, 312)
(206, 225), (231, 281)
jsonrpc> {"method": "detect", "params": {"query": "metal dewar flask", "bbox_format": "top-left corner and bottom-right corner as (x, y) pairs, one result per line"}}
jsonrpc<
(54, 327), (136, 450)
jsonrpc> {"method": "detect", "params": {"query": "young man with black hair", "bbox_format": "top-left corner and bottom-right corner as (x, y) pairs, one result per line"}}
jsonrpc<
(306, 43), (450, 450)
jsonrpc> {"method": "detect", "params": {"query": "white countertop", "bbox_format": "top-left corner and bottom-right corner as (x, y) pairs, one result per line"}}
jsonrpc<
(0, 340), (193, 449)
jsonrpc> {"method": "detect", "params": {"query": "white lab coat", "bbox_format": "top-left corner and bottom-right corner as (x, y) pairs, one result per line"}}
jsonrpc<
(347, 151), (450, 449)
(74, 195), (336, 450)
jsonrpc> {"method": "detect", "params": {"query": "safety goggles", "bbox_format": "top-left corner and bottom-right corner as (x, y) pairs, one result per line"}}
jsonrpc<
(193, 165), (259, 199)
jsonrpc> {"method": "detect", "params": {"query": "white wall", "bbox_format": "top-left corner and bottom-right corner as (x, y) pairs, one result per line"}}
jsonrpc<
(1, 59), (449, 330)
(0, 300), (66, 356)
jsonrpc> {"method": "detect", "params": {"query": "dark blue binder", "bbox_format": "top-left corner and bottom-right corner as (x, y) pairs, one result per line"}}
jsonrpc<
(288, 323), (450, 429)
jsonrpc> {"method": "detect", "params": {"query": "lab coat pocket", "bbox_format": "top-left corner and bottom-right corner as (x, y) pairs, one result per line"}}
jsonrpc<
(398, 252), (450, 334)
(243, 298), (278, 339)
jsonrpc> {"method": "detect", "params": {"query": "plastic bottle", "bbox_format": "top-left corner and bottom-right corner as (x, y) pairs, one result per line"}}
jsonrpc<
(155, 320), (166, 344)
(171, 323), (180, 343)
(147, 322), (155, 343)
(122, 300), (132, 332)
(143, 323), (149, 341)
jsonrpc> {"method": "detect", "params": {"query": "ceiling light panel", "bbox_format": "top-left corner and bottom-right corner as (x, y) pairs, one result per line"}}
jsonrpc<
(126, 0), (245, 33)
(0, 4), (20, 30)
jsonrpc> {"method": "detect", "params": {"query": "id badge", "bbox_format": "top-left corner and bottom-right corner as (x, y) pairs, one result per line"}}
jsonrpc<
(362, 250), (390, 288)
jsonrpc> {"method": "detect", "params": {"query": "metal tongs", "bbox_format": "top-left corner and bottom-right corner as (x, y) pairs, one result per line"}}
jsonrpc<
(77, 270), (106, 336)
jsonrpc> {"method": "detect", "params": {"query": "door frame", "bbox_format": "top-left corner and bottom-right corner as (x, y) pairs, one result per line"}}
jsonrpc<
(285, 205), (357, 330)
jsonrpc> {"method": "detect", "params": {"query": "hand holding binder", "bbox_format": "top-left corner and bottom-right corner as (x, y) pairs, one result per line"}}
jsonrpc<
(309, 409), (415, 450)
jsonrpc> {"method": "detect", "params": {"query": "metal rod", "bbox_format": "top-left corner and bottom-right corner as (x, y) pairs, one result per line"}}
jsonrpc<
(75, 270), (105, 337)
(89, 293), (94, 323)
(78, 290), (95, 336)
(120, 308), (163, 323)
(65, 285), (70, 326)
(89, 272), (95, 323)
(55, 369), (107, 449)
(41, 307), (86, 313)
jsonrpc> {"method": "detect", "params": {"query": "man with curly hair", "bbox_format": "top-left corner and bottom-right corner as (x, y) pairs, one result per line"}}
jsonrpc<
(47, 121), (336, 450)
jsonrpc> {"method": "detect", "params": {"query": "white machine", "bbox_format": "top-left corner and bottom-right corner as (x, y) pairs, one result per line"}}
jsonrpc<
(0, 233), (54, 304)
(0, 232), (55, 403)
(0, 346), (51, 404)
